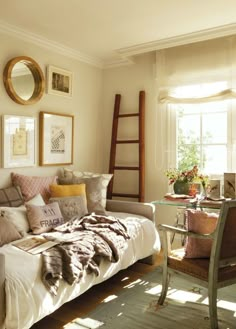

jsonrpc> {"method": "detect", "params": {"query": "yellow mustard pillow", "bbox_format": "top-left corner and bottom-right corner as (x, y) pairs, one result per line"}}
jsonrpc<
(50, 184), (86, 198)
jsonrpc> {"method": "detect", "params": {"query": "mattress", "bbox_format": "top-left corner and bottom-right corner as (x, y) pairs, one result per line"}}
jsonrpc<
(1, 212), (160, 329)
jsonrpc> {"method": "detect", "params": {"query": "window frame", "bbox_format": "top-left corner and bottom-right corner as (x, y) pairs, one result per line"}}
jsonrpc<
(167, 100), (233, 181)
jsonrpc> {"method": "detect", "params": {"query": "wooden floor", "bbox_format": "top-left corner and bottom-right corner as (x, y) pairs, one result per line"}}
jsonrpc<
(31, 253), (163, 329)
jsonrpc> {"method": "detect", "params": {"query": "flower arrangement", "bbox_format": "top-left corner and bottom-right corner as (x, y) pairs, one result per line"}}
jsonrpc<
(165, 165), (208, 187)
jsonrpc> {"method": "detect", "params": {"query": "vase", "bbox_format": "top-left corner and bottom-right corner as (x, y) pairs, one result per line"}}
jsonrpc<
(173, 181), (189, 195)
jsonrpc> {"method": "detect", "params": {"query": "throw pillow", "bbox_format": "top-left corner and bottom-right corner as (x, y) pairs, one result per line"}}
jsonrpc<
(0, 217), (22, 246)
(72, 176), (106, 215)
(184, 209), (218, 258)
(25, 193), (46, 207)
(49, 183), (86, 198)
(62, 168), (112, 208)
(26, 202), (64, 234)
(0, 194), (46, 235)
(49, 195), (88, 222)
(0, 185), (24, 207)
(0, 205), (29, 235)
(11, 173), (58, 203)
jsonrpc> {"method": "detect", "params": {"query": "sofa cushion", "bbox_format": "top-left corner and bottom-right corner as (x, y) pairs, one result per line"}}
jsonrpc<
(0, 217), (22, 246)
(26, 202), (64, 234)
(0, 185), (24, 207)
(11, 173), (58, 203)
(49, 183), (86, 198)
(184, 209), (218, 258)
(72, 176), (106, 215)
(0, 194), (46, 235)
(63, 168), (112, 208)
(49, 195), (88, 222)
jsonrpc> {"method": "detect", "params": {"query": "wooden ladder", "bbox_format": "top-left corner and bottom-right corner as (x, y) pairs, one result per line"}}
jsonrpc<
(107, 90), (145, 202)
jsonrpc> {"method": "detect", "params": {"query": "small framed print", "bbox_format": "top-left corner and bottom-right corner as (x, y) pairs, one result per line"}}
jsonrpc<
(224, 173), (236, 198)
(47, 65), (73, 97)
(2, 115), (36, 168)
(39, 111), (74, 166)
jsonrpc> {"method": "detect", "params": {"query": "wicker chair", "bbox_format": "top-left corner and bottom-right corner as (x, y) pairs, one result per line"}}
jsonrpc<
(158, 200), (236, 329)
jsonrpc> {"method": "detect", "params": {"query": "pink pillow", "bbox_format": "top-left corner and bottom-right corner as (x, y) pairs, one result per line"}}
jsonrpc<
(184, 209), (218, 258)
(11, 173), (58, 203)
(26, 202), (64, 234)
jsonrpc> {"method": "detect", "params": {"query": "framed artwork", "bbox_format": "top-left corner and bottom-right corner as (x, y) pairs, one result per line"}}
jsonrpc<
(47, 65), (73, 97)
(2, 115), (36, 168)
(224, 173), (236, 198)
(39, 111), (74, 166)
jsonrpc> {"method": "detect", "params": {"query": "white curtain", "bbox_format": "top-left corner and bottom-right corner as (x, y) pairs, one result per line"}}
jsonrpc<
(156, 35), (236, 104)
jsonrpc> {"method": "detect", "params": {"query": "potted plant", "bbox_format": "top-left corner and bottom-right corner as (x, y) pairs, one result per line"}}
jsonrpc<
(165, 165), (208, 196)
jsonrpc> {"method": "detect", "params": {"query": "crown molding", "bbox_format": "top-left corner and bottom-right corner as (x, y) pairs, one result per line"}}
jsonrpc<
(1, 20), (236, 70)
(0, 20), (104, 68)
(103, 56), (135, 69)
(116, 23), (236, 58)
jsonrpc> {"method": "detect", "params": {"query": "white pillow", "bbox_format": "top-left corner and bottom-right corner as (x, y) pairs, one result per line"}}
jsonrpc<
(0, 194), (46, 235)
(26, 193), (46, 206)
(0, 205), (28, 235)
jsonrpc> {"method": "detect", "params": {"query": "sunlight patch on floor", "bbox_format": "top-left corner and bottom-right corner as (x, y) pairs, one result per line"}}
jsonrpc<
(167, 288), (203, 303)
(123, 278), (142, 288)
(102, 294), (118, 303)
(201, 297), (236, 312)
(64, 317), (104, 329)
(145, 284), (163, 295)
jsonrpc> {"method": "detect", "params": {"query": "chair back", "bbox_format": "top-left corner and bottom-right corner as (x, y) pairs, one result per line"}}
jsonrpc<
(211, 200), (236, 263)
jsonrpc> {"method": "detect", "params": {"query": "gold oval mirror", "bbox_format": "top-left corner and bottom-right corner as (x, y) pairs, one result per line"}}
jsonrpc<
(3, 56), (45, 105)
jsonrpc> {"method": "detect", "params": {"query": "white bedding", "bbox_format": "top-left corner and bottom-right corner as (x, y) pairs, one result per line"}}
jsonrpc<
(2, 212), (160, 329)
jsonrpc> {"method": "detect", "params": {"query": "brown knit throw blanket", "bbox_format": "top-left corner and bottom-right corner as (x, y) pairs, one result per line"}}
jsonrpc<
(41, 213), (130, 296)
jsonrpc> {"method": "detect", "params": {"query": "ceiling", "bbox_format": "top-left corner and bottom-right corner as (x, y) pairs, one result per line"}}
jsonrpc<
(0, 0), (236, 68)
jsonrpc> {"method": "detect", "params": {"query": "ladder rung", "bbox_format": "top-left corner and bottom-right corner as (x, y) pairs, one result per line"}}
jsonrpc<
(116, 140), (139, 144)
(118, 113), (139, 118)
(114, 166), (139, 170)
(111, 193), (139, 198)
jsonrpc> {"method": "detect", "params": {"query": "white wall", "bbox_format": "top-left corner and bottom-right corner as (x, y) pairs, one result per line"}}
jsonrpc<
(0, 32), (103, 187)
(0, 32), (176, 226)
(102, 52), (177, 225)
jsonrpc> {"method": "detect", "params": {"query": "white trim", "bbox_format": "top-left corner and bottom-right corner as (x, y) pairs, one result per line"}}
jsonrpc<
(0, 20), (103, 68)
(103, 56), (135, 69)
(0, 20), (236, 69)
(117, 23), (236, 57)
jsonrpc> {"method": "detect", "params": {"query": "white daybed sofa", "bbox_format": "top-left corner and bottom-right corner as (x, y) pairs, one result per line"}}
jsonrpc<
(0, 199), (160, 329)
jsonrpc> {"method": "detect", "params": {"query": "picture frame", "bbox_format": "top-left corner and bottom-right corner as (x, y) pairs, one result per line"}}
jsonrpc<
(224, 173), (236, 198)
(39, 111), (74, 166)
(47, 65), (73, 97)
(2, 115), (36, 168)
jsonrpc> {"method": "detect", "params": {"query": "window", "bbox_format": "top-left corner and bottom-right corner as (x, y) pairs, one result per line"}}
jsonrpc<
(167, 83), (234, 178)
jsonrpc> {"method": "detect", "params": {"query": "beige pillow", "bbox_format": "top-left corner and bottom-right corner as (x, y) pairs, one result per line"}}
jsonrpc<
(62, 168), (112, 208)
(26, 202), (64, 234)
(72, 176), (106, 215)
(49, 195), (88, 221)
(0, 217), (22, 246)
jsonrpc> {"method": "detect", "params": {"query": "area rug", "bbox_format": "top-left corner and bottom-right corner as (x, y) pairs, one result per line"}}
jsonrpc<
(65, 266), (236, 329)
